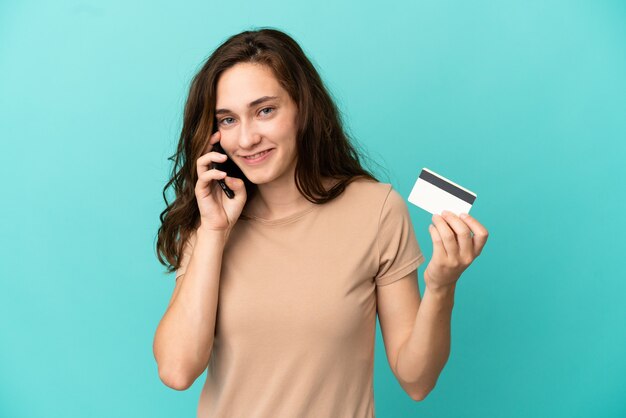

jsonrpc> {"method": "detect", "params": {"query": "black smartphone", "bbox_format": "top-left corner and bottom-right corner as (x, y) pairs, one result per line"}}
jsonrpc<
(210, 141), (235, 199)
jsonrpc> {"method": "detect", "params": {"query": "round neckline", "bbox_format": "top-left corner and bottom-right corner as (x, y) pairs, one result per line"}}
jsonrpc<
(241, 204), (318, 226)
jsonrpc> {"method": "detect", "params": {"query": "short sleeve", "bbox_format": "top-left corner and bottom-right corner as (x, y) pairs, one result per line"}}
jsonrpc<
(374, 185), (426, 286)
(175, 230), (198, 282)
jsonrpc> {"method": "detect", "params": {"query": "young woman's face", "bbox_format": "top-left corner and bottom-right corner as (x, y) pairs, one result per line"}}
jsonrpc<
(214, 62), (299, 186)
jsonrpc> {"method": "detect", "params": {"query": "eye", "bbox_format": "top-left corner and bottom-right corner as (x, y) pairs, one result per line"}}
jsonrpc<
(259, 107), (275, 116)
(219, 107), (274, 126)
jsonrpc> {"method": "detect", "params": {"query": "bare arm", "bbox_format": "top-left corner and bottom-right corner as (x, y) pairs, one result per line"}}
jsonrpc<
(395, 280), (456, 400)
(153, 226), (229, 390)
(396, 209), (487, 399)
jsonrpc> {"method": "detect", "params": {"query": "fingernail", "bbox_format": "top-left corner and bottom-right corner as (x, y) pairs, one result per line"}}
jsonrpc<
(460, 213), (468, 219)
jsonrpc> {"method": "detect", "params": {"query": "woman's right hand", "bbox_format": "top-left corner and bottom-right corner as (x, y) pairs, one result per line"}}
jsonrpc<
(195, 130), (247, 233)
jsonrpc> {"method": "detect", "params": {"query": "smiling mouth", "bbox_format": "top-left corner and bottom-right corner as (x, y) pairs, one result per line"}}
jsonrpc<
(241, 149), (273, 159)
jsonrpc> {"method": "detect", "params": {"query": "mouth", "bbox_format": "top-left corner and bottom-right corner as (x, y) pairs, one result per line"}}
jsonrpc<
(240, 148), (274, 165)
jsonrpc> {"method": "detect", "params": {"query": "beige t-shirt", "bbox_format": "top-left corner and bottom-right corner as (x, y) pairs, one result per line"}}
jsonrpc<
(174, 178), (426, 418)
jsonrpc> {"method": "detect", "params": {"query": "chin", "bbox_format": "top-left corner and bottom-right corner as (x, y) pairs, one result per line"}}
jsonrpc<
(242, 172), (272, 185)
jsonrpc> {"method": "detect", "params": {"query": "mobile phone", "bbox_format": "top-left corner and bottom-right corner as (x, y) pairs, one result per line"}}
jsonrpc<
(210, 141), (235, 199)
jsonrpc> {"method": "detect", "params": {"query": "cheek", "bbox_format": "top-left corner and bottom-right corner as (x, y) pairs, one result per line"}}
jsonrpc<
(215, 132), (233, 149)
(271, 116), (297, 142)
(264, 120), (285, 137)
(217, 141), (236, 158)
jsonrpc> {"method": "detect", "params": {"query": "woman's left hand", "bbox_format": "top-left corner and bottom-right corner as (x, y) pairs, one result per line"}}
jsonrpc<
(424, 210), (489, 293)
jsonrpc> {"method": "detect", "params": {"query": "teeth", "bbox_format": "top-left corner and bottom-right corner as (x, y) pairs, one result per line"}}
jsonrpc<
(245, 150), (269, 159)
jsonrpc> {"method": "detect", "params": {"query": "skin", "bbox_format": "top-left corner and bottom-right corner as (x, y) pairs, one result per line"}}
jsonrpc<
(214, 62), (317, 220)
(425, 210), (489, 292)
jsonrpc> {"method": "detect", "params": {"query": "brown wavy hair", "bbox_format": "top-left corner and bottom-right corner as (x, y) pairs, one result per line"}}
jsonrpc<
(156, 26), (389, 275)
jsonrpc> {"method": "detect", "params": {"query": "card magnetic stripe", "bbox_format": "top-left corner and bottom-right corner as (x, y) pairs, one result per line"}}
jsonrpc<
(419, 170), (476, 205)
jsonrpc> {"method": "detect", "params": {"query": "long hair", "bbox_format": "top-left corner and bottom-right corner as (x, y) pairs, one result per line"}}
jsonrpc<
(156, 27), (388, 274)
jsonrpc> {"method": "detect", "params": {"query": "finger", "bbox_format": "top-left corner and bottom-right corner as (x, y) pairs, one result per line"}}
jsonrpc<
(428, 223), (446, 259)
(432, 213), (458, 259)
(196, 167), (227, 189)
(458, 213), (490, 257)
(209, 130), (221, 146)
(197, 151), (228, 178)
(203, 130), (222, 153)
(442, 210), (473, 261)
(224, 175), (244, 190)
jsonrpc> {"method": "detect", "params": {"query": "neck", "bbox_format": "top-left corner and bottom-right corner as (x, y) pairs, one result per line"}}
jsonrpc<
(246, 173), (338, 220)
(248, 175), (313, 219)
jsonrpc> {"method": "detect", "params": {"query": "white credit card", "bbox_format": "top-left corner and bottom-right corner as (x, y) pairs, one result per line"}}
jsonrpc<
(408, 168), (477, 216)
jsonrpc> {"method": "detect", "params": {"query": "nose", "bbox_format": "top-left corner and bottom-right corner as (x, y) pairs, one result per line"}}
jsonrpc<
(237, 120), (262, 152)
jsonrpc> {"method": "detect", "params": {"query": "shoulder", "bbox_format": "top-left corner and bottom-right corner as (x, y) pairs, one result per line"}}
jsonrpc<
(316, 177), (392, 224)
(344, 179), (411, 223)
(342, 177), (393, 202)
(344, 178), (400, 218)
(318, 177), (396, 221)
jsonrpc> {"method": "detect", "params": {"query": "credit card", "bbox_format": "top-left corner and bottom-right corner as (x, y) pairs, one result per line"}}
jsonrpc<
(408, 168), (477, 216)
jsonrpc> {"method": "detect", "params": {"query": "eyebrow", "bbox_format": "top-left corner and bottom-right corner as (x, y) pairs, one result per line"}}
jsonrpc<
(215, 96), (280, 115)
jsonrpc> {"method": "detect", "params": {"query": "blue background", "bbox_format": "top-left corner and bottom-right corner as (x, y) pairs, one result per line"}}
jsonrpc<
(1, 1), (625, 417)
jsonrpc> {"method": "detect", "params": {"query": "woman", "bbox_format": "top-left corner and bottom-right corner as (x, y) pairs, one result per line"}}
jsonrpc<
(154, 27), (488, 417)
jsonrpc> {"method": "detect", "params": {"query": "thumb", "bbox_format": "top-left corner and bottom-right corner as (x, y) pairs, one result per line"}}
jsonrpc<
(225, 176), (244, 189)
